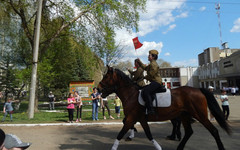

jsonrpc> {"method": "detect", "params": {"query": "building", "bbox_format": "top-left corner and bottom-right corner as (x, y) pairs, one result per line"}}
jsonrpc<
(219, 50), (240, 88)
(198, 44), (240, 89)
(159, 67), (199, 89)
(198, 44), (240, 66)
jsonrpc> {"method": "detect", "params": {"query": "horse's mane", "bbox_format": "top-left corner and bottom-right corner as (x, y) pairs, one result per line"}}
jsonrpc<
(114, 68), (138, 88)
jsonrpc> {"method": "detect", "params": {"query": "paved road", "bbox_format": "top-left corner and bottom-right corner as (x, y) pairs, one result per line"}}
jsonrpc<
(1, 95), (239, 150)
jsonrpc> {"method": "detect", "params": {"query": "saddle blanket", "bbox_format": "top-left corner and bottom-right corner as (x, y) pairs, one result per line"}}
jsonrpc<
(138, 89), (171, 107)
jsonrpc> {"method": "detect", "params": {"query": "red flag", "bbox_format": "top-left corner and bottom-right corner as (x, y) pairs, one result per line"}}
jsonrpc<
(132, 37), (143, 50)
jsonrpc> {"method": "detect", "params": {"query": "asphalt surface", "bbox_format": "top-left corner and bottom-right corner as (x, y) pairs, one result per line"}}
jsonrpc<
(0, 95), (239, 150)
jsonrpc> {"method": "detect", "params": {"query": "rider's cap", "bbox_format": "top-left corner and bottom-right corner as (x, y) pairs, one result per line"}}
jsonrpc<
(4, 134), (31, 149)
(149, 50), (158, 55)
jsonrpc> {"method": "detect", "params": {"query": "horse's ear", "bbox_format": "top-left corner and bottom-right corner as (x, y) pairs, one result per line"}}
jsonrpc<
(107, 65), (113, 73)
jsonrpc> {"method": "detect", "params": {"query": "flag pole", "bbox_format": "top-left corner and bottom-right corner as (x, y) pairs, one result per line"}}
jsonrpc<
(135, 49), (138, 57)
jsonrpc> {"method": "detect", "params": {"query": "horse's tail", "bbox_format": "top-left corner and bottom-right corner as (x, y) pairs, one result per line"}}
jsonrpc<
(200, 88), (231, 135)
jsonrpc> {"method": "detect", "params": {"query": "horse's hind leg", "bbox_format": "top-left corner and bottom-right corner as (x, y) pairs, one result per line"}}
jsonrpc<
(140, 119), (162, 150)
(198, 118), (225, 150)
(177, 114), (193, 150)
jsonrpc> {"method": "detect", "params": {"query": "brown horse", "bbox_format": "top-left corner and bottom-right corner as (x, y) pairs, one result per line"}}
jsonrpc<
(97, 66), (231, 150)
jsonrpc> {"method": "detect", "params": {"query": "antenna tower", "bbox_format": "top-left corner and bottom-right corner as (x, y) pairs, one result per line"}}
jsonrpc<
(215, 2), (223, 48)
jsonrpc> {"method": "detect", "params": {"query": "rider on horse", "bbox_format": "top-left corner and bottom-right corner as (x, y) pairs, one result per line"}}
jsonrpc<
(136, 50), (164, 115)
(128, 59), (146, 88)
(126, 59), (146, 141)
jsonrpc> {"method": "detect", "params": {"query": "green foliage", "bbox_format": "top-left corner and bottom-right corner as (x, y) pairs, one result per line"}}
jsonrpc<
(0, 54), (17, 100)
(0, 0), (147, 113)
(72, 40), (97, 80)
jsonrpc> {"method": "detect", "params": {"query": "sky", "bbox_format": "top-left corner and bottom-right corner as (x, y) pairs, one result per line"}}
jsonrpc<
(115, 0), (240, 67)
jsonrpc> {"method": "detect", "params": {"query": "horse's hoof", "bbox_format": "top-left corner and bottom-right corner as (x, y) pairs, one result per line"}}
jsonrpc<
(125, 137), (132, 141)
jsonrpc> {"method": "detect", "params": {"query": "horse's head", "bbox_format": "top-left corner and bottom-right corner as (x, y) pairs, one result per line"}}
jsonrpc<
(97, 66), (118, 98)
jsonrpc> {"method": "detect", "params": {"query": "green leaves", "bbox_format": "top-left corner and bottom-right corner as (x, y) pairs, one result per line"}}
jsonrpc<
(1, 0), (147, 98)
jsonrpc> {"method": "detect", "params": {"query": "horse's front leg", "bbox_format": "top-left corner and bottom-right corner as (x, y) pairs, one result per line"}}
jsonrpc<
(140, 119), (162, 150)
(112, 119), (135, 150)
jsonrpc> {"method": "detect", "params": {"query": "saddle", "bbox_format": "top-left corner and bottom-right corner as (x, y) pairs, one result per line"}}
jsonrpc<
(138, 89), (171, 107)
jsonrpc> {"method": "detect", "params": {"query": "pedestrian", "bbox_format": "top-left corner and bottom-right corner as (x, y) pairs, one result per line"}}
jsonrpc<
(3, 134), (31, 150)
(74, 91), (82, 122)
(114, 95), (121, 118)
(91, 87), (101, 121)
(67, 93), (75, 123)
(208, 86), (215, 121)
(2, 98), (19, 122)
(136, 49), (165, 115)
(231, 86), (236, 96)
(48, 91), (55, 110)
(0, 129), (5, 150)
(102, 97), (114, 120)
(220, 89), (230, 120)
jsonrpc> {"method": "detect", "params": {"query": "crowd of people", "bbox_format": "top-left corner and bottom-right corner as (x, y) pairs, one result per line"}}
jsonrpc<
(0, 90), (121, 123)
(65, 88), (121, 123)
(223, 86), (239, 96)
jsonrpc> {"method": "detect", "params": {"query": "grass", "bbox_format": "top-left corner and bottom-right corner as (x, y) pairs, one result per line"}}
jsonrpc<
(0, 99), (124, 124)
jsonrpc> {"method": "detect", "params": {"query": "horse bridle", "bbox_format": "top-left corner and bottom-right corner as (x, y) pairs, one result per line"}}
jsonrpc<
(99, 80), (117, 94)
(99, 68), (132, 95)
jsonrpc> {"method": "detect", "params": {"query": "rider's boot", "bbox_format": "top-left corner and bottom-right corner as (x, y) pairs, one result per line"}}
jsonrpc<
(145, 100), (155, 115)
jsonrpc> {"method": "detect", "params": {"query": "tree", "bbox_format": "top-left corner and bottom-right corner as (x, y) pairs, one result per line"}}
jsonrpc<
(113, 60), (133, 71)
(2, 0), (146, 117)
(0, 53), (17, 101)
(157, 59), (172, 68)
(4, 0), (146, 60)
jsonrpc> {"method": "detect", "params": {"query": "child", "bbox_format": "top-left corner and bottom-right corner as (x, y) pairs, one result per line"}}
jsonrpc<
(114, 95), (121, 118)
(74, 91), (82, 122)
(2, 98), (19, 122)
(67, 93), (76, 123)
(220, 89), (229, 120)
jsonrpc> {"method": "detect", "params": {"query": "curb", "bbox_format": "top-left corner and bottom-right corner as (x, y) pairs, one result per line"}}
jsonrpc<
(0, 121), (167, 127)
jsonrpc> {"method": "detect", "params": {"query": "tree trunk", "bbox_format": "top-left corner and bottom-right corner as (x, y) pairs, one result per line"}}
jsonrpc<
(34, 80), (39, 112)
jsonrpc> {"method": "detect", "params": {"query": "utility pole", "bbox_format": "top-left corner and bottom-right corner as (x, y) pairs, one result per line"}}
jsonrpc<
(215, 2), (223, 48)
(0, 18), (5, 76)
(28, 0), (43, 119)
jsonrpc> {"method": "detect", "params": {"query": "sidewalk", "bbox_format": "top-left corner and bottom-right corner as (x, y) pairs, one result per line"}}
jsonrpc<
(0, 121), (166, 127)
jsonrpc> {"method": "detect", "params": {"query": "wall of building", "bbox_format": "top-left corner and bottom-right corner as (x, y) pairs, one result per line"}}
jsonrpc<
(158, 67), (199, 89)
(198, 48), (240, 90)
(180, 67), (199, 87)
(219, 51), (240, 77)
